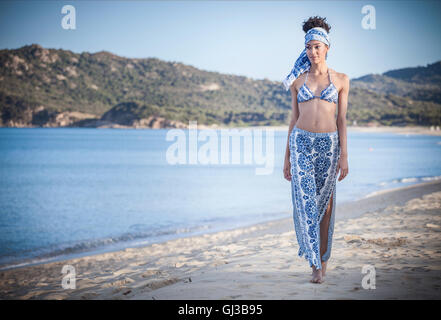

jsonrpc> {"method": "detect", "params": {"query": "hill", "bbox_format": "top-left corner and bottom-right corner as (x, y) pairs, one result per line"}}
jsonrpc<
(0, 44), (440, 128)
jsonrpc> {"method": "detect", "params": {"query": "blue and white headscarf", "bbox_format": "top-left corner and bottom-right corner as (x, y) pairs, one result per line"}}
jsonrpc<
(282, 27), (330, 91)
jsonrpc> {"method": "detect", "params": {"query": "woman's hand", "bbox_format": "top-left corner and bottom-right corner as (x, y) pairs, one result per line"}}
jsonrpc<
(336, 154), (348, 181)
(283, 156), (292, 181)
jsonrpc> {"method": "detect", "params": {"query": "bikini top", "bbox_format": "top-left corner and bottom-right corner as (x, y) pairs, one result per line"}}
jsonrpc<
(297, 69), (338, 104)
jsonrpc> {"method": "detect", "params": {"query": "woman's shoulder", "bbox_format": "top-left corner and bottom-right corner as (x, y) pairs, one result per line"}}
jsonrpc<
(329, 68), (348, 81)
(289, 72), (308, 93)
(329, 68), (349, 89)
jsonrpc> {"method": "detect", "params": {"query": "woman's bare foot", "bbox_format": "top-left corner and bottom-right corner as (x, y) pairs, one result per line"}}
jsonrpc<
(310, 267), (323, 283)
(311, 261), (327, 276)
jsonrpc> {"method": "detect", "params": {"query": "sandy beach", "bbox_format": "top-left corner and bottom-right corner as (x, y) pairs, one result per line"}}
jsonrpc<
(1, 179), (440, 300)
(347, 125), (441, 136)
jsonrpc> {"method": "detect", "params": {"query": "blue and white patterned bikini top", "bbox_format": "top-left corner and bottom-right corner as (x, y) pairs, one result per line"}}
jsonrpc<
(297, 69), (338, 104)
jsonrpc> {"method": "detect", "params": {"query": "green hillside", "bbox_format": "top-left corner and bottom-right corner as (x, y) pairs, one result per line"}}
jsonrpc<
(0, 44), (440, 128)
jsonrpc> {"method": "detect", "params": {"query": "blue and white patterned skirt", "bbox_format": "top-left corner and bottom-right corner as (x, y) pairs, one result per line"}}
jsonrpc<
(289, 125), (341, 270)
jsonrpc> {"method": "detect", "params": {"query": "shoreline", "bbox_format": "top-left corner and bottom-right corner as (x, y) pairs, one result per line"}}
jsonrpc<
(245, 125), (441, 136)
(1, 177), (439, 273)
(1, 179), (440, 299)
(1, 125), (441, 136)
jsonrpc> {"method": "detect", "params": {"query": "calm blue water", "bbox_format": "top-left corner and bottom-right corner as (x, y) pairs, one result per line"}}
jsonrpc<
(0, 127), (440, 270)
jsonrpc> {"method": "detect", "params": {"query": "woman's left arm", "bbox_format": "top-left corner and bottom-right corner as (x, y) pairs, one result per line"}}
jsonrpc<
(336, 74), (350, 181)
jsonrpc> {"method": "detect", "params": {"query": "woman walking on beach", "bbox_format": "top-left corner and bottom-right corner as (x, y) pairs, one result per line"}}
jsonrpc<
(282, 16), (349, 284)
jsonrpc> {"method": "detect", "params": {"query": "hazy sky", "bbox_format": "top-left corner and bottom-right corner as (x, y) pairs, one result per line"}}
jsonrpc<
(1, 0), (441, 82)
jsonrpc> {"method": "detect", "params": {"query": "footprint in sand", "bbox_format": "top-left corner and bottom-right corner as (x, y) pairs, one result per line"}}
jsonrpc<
(81, 292), (99, 299)
(103, 277), (135, 288)
(350, 287), (361, 292)
(143, 277), (181, 290)
(141, 270), (162, 278)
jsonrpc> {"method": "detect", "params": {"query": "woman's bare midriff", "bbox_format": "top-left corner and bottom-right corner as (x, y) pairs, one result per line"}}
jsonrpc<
(295, 99), (338, 133)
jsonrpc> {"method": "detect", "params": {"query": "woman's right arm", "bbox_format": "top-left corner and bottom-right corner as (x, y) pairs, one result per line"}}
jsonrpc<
(285, 84), (300, 161)
(283, 83), (300, 181)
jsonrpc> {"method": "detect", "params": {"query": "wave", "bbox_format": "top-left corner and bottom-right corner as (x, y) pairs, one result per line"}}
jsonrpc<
(0, 223), (214, 271)
(0, 210), (288, 271)
(377, 174), (441, 186)
(362, 174), (441, 199)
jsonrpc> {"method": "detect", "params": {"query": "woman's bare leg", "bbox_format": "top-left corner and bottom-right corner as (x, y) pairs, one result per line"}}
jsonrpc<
(319, 192), (334, 277)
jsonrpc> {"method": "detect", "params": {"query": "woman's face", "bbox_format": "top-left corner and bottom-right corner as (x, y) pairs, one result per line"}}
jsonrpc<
(306, 40), (328, 63)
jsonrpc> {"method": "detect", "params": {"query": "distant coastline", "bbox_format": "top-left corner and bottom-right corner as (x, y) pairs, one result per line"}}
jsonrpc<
(225, 125), (441, 136)
(1, 45), (440, 132)
(2, 124), (441, 136)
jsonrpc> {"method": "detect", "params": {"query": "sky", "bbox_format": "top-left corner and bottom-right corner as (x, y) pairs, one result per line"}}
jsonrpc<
(1, 0), (441, 82)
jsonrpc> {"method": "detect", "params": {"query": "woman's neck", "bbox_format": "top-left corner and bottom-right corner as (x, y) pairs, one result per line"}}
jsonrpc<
(309, 62), (328, 75)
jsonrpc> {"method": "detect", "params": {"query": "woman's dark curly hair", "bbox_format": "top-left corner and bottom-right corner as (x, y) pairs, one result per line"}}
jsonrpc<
(302, 16), (331, 33)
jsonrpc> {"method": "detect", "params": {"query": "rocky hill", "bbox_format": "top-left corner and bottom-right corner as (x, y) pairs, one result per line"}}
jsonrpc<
(0, 44), (440, 128)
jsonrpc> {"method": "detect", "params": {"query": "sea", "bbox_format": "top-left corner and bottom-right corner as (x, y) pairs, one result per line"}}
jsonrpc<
(0, 127), (440, 270)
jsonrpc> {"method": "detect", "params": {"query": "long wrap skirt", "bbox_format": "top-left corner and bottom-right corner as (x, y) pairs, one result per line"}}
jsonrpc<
(289, 125), (341, 270)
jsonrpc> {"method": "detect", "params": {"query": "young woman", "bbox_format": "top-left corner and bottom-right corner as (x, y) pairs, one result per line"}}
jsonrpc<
(282, 16), (350, 284)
